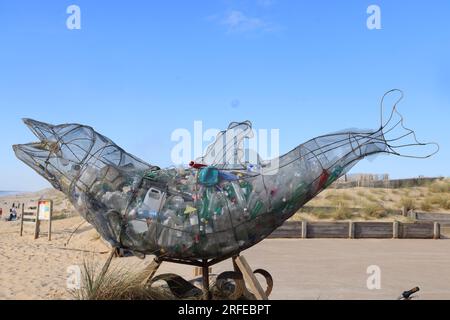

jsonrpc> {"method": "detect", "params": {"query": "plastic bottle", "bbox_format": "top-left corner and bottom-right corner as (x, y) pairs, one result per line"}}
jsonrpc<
(199, 193), (211, 220)
(212, 207), (229, 232)
(80, 165), (98, 188)
(240, 181), (253, 200)
(325, 165), (343, 187)
(250, 200), (263, 219)
(170, 195), (186, 215)
(190, 213), (199, 226)
(317, 169), (330, 191)
(143, 188), (166, 212)
(205, 223), (213, 234)
(230, 181), (247, 210)
(180, 230), (194, 252)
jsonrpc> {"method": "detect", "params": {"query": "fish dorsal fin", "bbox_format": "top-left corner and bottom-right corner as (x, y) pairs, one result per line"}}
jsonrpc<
(195, 121), (261, 170)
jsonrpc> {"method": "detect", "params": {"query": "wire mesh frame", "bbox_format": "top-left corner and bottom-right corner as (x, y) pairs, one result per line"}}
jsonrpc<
(13, 90), (439, 260)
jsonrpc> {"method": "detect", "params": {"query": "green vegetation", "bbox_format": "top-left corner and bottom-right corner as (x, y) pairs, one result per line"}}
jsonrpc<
(429, 180), (450, 193)
(364, 193), (377, 203)
(71, 257), (174, 300)
(340, 192), (353, 201)
(362, 202), (386, 219)
(357, 190), (366, 197)
(400, 197), (415, 212)
(294, 178), (449, 221)
(332, 202), (353, 220)
(420, 198), (433, 212)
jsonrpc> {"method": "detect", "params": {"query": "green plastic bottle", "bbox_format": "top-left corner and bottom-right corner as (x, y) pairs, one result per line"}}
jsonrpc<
(250, 200), (263, 219)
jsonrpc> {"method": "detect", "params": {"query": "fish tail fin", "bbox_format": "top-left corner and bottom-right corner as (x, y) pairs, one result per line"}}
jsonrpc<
(378, 89), (439, 159)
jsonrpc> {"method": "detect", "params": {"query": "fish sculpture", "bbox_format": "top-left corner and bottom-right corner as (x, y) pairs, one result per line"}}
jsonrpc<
(13, 90), (437, 260)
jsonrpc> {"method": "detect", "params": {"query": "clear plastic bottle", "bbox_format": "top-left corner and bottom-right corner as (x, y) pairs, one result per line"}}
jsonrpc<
(230, 181), (247, 210)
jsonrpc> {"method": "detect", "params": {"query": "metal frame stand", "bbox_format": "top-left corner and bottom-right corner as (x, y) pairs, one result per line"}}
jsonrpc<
(141, 253), (271, 300)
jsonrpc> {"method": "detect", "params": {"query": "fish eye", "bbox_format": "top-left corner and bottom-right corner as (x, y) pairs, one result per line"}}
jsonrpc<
(47, 141), (61, 154)
(72, 164), (81, 171)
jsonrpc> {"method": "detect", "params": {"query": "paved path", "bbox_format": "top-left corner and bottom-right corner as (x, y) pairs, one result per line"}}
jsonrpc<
(153, 239), (450, 300)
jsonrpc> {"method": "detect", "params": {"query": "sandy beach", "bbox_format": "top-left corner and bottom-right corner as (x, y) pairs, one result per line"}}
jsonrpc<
(0, 215), (112, 299)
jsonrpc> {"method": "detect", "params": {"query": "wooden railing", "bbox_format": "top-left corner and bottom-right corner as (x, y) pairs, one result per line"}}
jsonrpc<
(269, 221), (440, 239)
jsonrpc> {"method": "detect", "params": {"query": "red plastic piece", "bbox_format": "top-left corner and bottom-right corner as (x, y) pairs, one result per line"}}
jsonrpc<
(189, 161), (207, 169)
(317, 169), (330, 190)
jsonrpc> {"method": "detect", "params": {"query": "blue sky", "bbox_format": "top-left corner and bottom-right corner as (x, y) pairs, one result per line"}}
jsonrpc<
(0, 0), (449, 191)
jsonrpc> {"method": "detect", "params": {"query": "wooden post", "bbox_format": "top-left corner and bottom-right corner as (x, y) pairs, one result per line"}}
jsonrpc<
(48, 200), (53, 241)
(232, 256), (239, 272)
(34, 206), (40, 240)
(408, 210), (417, 220)
(401, 206), (407, 217)
(141, 258), (162, 285)
(202, 260), (211, 300)
(434, 222), (440, 240)
(234, 255), (268, 300)
(393, 221), (399, 239)
(19, 203), (25, 236)
(194, 267), (212, 277)
(301, 221), (308, 239)
(348, 221), (354, 239)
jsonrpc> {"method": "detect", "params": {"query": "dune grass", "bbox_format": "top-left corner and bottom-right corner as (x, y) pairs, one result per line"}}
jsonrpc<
(399, 197), (415, 212)
(429, 180), (450, 193)
(420, 198), (433, 212)
(361, 202), (386, 219)
(332, 202), (353, 220)
(70, 257), (175, 300)
(294, 178), (449, 221)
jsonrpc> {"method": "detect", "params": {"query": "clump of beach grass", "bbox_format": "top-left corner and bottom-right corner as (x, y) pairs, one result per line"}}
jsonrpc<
(440, 195), (450, 210)
(423, 194), (450, 210)
(364, 193), (377, 203)
(340, 192), (353, 201)
(399, 197), (415, 212)
(70, 256), (175, 300)
(420, 198), (433, 212)
(428, 180), (450, 193)
(356, 190), (366, 197)
(332, 202), (353, 220)
(314, 209), (330, 220)
(362, 202), (386, 219)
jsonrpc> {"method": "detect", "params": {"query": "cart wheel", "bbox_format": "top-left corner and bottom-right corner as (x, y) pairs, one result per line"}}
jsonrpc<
(253, 269), (273, 297)
(216, 271), (246, 300)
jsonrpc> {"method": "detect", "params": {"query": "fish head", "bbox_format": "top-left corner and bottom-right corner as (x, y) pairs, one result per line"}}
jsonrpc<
(13, 119), (96, 193)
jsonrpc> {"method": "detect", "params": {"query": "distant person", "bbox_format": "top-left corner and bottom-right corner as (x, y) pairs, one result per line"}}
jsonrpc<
(8, 207), (17, 221)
